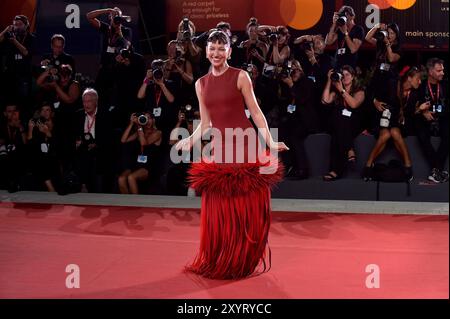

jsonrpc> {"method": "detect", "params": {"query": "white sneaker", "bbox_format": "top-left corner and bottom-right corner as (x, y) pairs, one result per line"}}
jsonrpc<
(187, 187), (196, 197)
(428, 169), (442, 183)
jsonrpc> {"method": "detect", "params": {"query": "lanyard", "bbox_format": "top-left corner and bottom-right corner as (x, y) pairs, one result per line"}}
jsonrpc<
(427, 81), (440, 103)
(86, 115), (95, 133)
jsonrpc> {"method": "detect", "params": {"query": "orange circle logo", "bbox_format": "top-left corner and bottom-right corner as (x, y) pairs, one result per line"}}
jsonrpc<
(369, 0), (416, 10)
(254, 0), (323, 30)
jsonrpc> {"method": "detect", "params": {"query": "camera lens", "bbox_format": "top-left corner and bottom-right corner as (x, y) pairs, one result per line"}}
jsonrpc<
(138, 114), (148, 126)
(330, 71), (343, 82)
(336, 15), (347, 27)
(375, 30), (388, 42)
(153, 69), (164, 80)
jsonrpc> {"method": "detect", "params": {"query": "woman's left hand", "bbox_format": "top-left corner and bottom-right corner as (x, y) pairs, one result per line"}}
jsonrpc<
(269, 141), (289, 152)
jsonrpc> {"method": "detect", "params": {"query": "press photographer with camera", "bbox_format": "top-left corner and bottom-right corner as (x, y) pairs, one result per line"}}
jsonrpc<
(325, 6), (364, 69)
(118, 112), (162, 194)
(40, 34), (75, 74)
(294, 34), (333, 131)
(0, 104), (27, 192)
(137, 59), (177, 145)
(278, 60), (315, 179)
(239, 20), (269, 74)
(26, 104), (60, 192)
(321, 66), (365, 181)
(413, 58), (449, 183)
(362, 66), (419, 182)
(86, 7), (132, 103)
(366, 23), (402, 131)
(260, 25), (291, 66)
(73, 88), (114, 193)
(111, 45), (146, 128)
(0, 15), (35, 114)
(164, 40), (194, 86)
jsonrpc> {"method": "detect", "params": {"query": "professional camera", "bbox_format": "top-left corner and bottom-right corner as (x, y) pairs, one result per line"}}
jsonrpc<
(151, 60), (165, 81)
(113, 14), (131, 25)
(336, 13), (347, 27)
(135, 112), (149, 126)
(31, 113), (46, 125)
(175, 47), (185, 65)
(375, 30), (388, 42)
(81, 132), (95, 146)
(182, 18), (191, 41)
(330, 70), (343, 82)
(119, 47), (132, 59)
(379, 105), (392, 128)
(278, 60), (293, 79)
(269, 33), (279, 43)
(4, 31), (14, 40)
(45, 70), (60, 83)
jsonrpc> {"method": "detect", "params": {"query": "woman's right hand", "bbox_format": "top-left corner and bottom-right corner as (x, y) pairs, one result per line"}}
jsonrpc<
(145, 69), (153, 81)
(130, 113), (138, 124)
(418, 101), (431, 112)
(374, 99), (387, 112)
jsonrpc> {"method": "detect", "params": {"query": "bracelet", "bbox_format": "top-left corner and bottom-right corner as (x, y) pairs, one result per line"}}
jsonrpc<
(341, 89), (346, 95)
(138, 127), (143, 132)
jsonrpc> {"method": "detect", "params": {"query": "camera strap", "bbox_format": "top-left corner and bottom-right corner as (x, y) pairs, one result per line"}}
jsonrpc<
(427, 81), (440, 104)
(155, 87), (162, 107)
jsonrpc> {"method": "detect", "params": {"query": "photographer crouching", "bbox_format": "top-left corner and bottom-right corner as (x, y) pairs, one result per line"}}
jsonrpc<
(118, 112), (162, 194)
(0, 104), (27, 192)
(26, 103), (60, 192)
(321, 66), (365, 181)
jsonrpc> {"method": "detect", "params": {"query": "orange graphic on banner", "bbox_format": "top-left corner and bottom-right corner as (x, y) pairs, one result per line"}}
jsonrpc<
(368, 0), (416, 10)
(254, 0), (323, 30)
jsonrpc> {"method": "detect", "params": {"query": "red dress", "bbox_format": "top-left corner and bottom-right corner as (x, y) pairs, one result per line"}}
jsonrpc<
(186, 67), (284, 279)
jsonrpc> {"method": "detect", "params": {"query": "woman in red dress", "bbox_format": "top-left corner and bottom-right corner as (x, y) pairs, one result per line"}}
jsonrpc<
(176, 30), (288, 280)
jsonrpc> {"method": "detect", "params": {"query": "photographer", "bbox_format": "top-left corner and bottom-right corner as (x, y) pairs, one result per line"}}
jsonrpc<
(278, 60), (315, 179)
(176, 18), (202, 74)
(362, 66), (419, 182)
(321, 66), (365, 180)
(260, 25), (291, 66)
(239, 20), (269, 74)
(366, 23), (401, 132)
(0, 15), (34, 114)
(111, 46), (146, 128)
(0, 104), (27, 191)
(413, 58), (449, 183)
(73, 88), (114, 193)
(166, 106), (200, 195)
(118, 112), (162, 194)
(40, 34), (75, 74)
(86, 7), (132, 103)
(137, 59), (177, 145)
(26, 104), (59, 192)
(325, 6), (364, 69)
(294, 34), (333, 131)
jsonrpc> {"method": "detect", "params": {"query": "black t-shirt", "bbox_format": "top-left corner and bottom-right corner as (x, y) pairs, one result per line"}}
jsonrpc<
(41, 52), (76, 73)
(374, 42), (401, 77)
(418, 80), (449, 116)
(335, 24), (364, 69)
(98, 21), (132, 67)
(0, 32), (34, 76)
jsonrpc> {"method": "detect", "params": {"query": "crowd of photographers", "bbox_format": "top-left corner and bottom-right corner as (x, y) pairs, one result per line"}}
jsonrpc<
(0, 5), (448, 195)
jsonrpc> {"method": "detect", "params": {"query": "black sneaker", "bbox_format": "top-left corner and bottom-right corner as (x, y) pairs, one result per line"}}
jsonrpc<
(439, 170), (449, 183)
(404, 166), (413, 182)
(362, 166), (373, 181)
(428, 168), (442, 183)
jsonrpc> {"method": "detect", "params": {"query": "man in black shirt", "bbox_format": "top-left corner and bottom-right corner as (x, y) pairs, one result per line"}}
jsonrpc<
(325, 6), (364, 69)
(414, 58), (449, 183)
(41, 34), (75, 74)
(0, 15), (35, 115)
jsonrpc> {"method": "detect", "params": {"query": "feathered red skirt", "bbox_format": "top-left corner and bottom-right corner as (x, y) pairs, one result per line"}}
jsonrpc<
(185, 155), (284, 280)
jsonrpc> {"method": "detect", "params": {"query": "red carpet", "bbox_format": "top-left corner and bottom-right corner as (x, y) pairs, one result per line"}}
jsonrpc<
(0, 202), (448, 299)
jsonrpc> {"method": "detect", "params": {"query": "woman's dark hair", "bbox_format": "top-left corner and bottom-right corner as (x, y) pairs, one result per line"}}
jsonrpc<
(397, 65), (422, 110)
(387, 23), (400, 42)
(338, 6), (355, 17)
(207, 30), (230, 46)
(333, 65), (363, 103)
